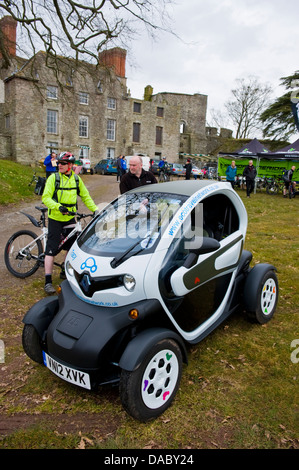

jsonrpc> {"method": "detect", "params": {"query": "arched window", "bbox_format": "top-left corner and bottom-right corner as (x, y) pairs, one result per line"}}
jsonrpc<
(180, 120), (187, 133)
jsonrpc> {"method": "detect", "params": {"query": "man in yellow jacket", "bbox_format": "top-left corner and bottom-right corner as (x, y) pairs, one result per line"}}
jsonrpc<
(42, 152), (98, 294)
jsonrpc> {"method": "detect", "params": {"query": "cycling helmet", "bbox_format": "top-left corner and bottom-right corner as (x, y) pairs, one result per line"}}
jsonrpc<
(57, 152), (75, 163)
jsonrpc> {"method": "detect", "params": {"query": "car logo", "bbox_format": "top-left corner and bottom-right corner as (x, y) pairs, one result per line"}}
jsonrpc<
(80, 257), (97, 273)
(80, 273), (91, 295)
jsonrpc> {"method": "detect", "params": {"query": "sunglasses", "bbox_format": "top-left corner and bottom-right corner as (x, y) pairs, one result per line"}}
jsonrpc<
(58, 162), (69, 166)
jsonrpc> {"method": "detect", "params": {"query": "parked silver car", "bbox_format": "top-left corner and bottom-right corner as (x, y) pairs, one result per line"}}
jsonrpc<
(170, 163), (186, 177)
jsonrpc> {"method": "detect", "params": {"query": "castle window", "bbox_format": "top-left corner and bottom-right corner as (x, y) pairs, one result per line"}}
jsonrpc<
(107, 119), (116, 141)
(79, 116), (89, 138)
(133, 102), (141, 113)
(157, 107), (164, 118)
(107, 147), (115, 159)
(133, 123), (141, 143)
(47, 86), (58, 100)
(180, 121), (186, 133)
(47, 110), (58, 134)
(5, 114), (10, 129)
(79, 146), (89, 159)
(79, 92), (89, 105)
(107, 97), (116, 109)
(156, 126), (163, 146)
(47, 141), (58, 153)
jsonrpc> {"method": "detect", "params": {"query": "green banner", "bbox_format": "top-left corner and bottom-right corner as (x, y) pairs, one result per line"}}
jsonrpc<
(218, 157), (299, 180)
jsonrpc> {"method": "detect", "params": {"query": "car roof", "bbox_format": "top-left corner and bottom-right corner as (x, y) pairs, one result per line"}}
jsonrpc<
(131, 180), (221, 197)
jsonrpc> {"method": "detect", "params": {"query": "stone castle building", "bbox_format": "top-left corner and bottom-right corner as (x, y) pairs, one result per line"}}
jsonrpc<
(0, 16), (210, 165)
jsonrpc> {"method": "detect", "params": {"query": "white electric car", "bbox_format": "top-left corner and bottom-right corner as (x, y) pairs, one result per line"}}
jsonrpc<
(23, 180), (279, 421)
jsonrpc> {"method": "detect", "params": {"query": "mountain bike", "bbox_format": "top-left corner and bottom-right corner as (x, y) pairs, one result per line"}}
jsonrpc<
(4, 206), (93, 278)
(266, 176), (284, 195)
(255, 176), (272, 192)
(158, 168), (171, 182)
(29, 172), (46, 195)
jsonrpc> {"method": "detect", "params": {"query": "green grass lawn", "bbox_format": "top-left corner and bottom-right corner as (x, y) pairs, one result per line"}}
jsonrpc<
(0, 161), (298, 449)
(0, 160), (44, 204)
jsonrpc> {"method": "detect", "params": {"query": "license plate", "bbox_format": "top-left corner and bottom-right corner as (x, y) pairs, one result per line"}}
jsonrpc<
(43, 352), (91, 390)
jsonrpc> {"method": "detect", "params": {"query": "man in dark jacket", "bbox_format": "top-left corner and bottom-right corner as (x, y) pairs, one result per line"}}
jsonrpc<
(243, 160), (257, 198)
(184, 158), (192, 180)
(119, 156), (157, 194)
(283, 165), (296, 197)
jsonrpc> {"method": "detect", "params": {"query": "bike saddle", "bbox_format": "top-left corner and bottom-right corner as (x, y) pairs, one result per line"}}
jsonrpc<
(35, 206), (48, 213)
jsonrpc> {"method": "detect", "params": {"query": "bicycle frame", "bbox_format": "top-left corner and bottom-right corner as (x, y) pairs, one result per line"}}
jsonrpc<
(57, 220), (82, 251)
(18, 227), (47, 263)
(18, 210), (86, 267)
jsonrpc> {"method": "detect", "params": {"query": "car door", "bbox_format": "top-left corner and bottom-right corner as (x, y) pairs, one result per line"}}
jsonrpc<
(158, 191), (245, 342)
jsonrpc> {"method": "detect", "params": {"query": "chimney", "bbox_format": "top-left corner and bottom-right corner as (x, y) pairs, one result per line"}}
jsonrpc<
(98, 47), (126, 78)
(0, 16), (17, 59)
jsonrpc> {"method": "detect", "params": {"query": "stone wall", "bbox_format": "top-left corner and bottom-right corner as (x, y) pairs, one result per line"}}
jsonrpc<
(0, 55), (208, 165)
(0, 134), (12, 159)
(0, 17), (209, 165)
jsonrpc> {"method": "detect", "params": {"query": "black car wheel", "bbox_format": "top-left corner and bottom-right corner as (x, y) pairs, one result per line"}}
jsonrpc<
(22, 324), (44, 364)
(119, 338), (183, 422)
(245, 270), (278, 324)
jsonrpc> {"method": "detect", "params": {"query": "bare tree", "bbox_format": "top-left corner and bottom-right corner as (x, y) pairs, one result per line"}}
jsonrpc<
(225, 76), (272, 139)
(207, 108), (230, 131)
(0, 0), (174, 67)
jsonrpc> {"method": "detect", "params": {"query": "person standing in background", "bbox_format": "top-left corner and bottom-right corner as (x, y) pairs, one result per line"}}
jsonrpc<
(283, 165), (296, 198)
(42, 152), (98, 294)
(121, 155), (127, 176)
(184, 158), (192, 180)
(116, 155), (123, 182)
(225, 160), (237, 188)
(120, 156), (157, 194)
(44, 151), (57, 178)
(243, 160), (257, 198)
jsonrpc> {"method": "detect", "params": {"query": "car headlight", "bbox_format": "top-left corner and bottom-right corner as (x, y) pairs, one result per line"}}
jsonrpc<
(123, 274), (136, 291)
(65, 260), (74, 277)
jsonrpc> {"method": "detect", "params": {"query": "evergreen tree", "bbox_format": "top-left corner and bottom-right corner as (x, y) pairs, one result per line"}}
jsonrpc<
(260, 71), (299, 140)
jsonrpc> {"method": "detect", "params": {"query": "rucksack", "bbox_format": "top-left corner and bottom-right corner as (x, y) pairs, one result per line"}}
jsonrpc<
(34, 176), (46, 195)
(52, 172), (80, 208)
(282, 169), (290, 183)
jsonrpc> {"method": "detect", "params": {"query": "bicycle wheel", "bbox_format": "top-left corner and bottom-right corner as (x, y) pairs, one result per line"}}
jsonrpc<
(4, 230), (43, 278)
(266, 182), (279, 195)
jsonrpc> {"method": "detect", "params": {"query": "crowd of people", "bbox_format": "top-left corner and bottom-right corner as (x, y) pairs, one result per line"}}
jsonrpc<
(224, 159), (297, 199)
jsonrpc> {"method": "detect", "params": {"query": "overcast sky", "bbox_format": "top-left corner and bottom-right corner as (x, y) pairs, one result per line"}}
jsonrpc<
(125, 0), (299, 137)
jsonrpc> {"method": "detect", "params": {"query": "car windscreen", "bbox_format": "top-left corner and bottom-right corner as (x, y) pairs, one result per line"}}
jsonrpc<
(77, 192), (187, 260)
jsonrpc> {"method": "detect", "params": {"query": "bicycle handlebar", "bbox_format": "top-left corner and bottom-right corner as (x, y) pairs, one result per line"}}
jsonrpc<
(65, 211), (94, 219)
(28, 172), (38, 186)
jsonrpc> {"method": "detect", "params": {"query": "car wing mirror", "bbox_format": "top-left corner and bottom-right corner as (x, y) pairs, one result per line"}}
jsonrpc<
(183, 237), (220, 269)
(170, 237), (220, 297)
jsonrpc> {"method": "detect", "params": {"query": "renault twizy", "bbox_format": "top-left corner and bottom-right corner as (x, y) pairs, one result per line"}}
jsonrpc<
(22, 181), (278, 421)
